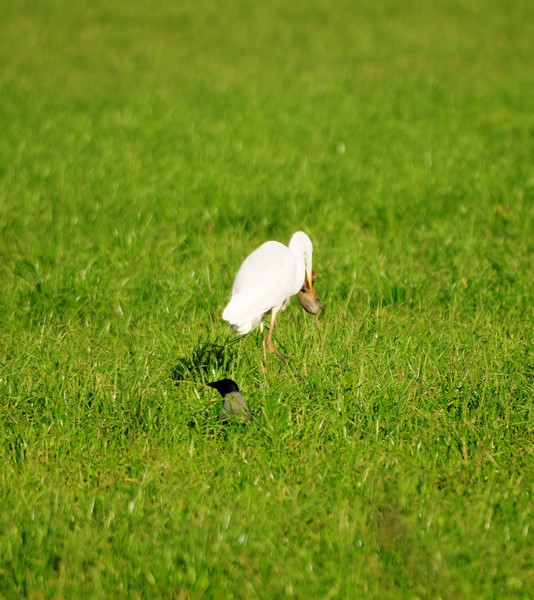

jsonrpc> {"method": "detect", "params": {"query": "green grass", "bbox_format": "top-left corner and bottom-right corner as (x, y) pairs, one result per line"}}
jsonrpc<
(1, 0), (532, 597)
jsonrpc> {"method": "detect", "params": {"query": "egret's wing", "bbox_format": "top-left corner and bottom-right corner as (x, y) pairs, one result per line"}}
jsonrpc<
(231, 241), (289, 295)
(223, 241), (297, 325)
(223, 276), (292, 324)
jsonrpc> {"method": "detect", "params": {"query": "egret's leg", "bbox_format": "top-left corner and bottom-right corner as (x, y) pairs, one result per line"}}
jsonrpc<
(263, 308), (303, 382)
(260, 322), (268, 369)
(265, 307), (287, 364)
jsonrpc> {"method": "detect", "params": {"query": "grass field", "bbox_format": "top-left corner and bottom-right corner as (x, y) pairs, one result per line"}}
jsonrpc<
(0, 0), (532, 597)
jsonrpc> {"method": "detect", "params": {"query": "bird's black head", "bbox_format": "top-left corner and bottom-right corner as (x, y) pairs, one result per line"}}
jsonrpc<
(207, 378), (240, 397)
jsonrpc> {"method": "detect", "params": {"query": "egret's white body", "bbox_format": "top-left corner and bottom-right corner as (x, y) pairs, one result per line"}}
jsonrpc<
(222, 231), (314, 360)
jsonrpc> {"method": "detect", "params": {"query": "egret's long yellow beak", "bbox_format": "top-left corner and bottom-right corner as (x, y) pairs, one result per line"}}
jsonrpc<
(306, 270), (314, 296)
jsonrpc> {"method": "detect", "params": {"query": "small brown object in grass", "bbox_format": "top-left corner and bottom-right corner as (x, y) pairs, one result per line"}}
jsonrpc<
(297, 271), (324, 315)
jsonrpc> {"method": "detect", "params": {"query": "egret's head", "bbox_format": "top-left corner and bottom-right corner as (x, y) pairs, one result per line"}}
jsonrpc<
(289, 231), (314, 294)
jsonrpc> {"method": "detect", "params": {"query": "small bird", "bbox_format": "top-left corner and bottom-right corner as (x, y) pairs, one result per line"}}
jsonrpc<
(297, 271), (324, 315)
(222, 231), (315, 363)
(208, 378), (250, 422)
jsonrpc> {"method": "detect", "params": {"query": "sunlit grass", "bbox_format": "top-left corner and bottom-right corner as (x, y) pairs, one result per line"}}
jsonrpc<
(0, 0), (532, 597)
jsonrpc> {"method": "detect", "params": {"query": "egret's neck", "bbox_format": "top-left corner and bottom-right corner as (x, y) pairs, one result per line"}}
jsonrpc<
(291, 255), (306, 296)
(288, 232), (312, 295)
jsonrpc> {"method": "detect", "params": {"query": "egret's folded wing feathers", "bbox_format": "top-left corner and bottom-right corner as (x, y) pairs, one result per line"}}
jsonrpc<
(231, 241), (292, 296)
(223, 273), (291, 323)
(223, 248), (297, 328)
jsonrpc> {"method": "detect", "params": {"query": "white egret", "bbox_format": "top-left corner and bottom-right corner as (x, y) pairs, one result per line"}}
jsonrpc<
(222, 231), (316, 362)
